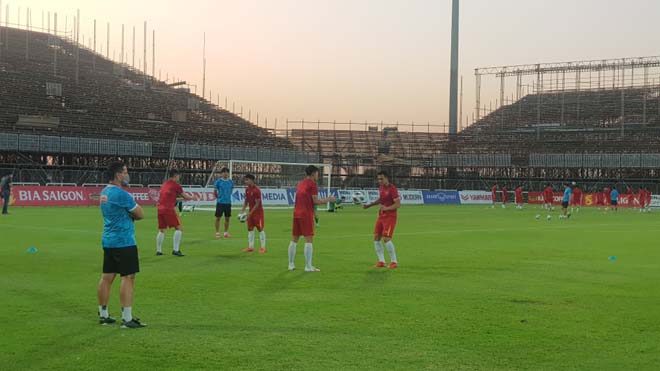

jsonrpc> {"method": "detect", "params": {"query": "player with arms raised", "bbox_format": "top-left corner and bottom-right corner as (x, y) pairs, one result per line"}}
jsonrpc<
(156, 170), (193, 257)
(240, 174), (266, 253)
(287, 165), (335, 272)
(363, 170), (401, 269)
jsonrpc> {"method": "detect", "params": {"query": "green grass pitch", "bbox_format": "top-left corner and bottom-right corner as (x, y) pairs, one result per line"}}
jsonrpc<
(1, 205), (659, 370)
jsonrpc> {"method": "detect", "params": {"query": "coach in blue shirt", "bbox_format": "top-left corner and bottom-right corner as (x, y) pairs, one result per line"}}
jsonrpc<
(561, 183), (573, 219)
(97, 162), (146, 329)
(611, 187), (619, 211)
(214, 167), (234, 238)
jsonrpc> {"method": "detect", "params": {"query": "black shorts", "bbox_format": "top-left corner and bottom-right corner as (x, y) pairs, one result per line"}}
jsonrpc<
(611, 200), (618, 206)
(103, 246), (140, 276)
(215, 203), (232, 218)
(562, 201), (569, 208)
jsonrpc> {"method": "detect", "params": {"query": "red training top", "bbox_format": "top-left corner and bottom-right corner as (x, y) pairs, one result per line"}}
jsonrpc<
(293, 178), (318, 219)
(544, 187), (554, 203)
(379, 183), (400, 218)
(572, 187), (582, 205)
(515, 187), (523, 202)
(245, 185), (264, 214)
(158, 179), (183, 211)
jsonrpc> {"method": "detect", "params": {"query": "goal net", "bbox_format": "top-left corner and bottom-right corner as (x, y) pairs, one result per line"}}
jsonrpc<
(184, 160), (333, 212)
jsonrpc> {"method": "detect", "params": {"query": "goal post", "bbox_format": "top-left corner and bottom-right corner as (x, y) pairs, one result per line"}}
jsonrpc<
(184, 160), (333, 212)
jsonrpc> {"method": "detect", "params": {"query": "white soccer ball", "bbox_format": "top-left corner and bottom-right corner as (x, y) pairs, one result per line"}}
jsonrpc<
(352, 191), (366, 205)
(535, 214), (541, 220)
(238, 213), (247, 223)
(547, 215), (552, 221)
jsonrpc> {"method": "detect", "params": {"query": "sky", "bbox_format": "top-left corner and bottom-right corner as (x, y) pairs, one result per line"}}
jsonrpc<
(4, 0), (660, 131)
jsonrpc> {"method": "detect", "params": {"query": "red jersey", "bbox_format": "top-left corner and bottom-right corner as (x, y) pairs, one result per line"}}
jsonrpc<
(491, 185), (497, 196)
(603, 188), (611, 205)
(245, 185), (263, 214)
(379, 183), (400, 218)
(572, 188), (582, 205)
(544, 187), (553, 202)
(293, 178), (318, 219)
(515, 187), (523, 202)
(501, 187), (508, 202)
(641, 190), (651, 205)
(158, 179), (183, 211)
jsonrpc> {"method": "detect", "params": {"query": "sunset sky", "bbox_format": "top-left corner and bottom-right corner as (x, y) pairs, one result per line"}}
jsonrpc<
(4, 0), (660, 130)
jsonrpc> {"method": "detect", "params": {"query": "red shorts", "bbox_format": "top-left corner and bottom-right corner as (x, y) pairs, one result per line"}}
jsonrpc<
(292, 217), (314, 237)
(374, 215), (397, 238)
(247, 212), (265, 230)
(158, 209), (181, 229)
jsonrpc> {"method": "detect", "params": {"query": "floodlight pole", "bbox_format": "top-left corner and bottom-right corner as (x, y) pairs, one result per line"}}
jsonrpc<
(448, 0), (459, 135)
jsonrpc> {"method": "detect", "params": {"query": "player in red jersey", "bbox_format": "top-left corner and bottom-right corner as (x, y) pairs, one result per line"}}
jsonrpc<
(501, 185), (508, 209)
(240, 174), (266, 254)
(571, 184), (582, 212)
(491, 184), (498, 208)
(514, 185), (524, 209)
(156, 170), (193, 257)
(640, 187), (652, 212)
(543, 184), (554, 210)
(287, 165), (335, 272)
(363, 170), (401, 269)
(603, 187), (611, 209)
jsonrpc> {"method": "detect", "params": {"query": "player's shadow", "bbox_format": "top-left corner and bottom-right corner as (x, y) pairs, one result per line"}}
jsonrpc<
(183, 238), (207, 246)
(363, 269), (390, 284)
(257, 271), (305, 296)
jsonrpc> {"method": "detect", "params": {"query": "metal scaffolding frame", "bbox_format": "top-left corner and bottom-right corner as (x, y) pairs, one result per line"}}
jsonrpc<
(474, 56), (660, 122)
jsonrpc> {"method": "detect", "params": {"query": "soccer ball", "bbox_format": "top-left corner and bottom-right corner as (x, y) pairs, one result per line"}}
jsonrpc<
(547, 215), (552, 221)
(237, 213), (247, 223)
(352, 191), (366, 205)
(535, 214), (541, 220)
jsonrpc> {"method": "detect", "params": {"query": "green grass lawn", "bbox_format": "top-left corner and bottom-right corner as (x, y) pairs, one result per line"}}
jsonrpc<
(1, 205), (659, 370)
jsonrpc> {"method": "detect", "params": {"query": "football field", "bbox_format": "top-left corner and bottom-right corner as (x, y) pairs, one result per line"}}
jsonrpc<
(1, 205), (659, 370)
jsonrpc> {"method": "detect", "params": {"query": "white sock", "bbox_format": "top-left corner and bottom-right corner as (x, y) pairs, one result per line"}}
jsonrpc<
(304, 243), (313, 269)
(259, 231), (266, 248)
(121, 306), (132, 322)
(374, 241), (385, 262)
(99, 305), (108, 318)
(288, 241), (297, 265)
(248, 230), (255, 248)
(173, 230), (182, 252)
(156, 232), (165, 253)
(385, 240), (397, 263)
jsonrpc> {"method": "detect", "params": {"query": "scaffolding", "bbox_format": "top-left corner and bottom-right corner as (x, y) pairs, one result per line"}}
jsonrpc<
(473, 56), (660, 128)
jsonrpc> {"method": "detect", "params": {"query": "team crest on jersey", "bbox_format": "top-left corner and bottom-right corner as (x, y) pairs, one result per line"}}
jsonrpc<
(100, 195), (108, 203)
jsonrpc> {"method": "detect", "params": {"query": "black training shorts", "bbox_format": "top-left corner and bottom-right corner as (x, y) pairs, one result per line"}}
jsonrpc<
(103, 246), (140, 276)
(215, 203), (232, 218)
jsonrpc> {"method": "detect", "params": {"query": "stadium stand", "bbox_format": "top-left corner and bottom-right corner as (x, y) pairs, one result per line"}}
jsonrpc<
(3, 24), (660, 190)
